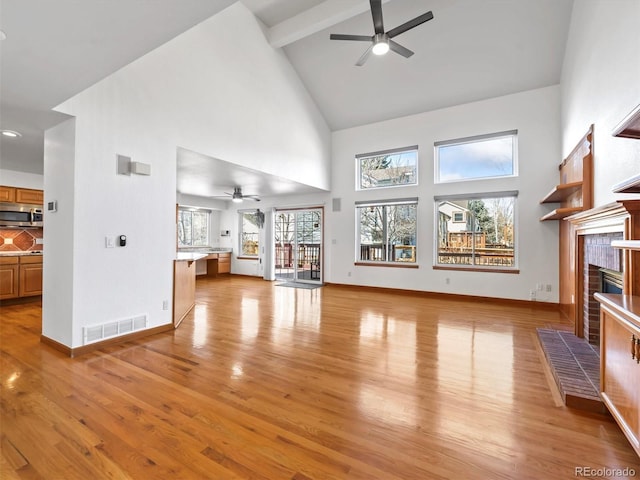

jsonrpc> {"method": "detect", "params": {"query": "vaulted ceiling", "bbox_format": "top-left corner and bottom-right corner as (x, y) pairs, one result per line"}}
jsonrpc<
(0, 0), (574, 198)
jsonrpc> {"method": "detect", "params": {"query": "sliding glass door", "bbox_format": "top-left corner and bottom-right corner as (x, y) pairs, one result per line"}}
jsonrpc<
(274, 208), (323, 284)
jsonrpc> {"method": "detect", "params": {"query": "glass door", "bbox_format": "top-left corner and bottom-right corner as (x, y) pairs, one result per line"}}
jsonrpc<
(274, 208), (322, 284)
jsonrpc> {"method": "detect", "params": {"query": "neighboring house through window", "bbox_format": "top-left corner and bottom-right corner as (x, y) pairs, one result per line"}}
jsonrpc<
(357, 146), (418, 190)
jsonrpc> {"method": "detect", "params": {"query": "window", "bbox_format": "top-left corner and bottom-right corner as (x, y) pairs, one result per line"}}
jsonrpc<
(453, 211), (465, 223)
(435, 130), (517, 183)
(357, 146), (418, 190)
(240, 211), (260, 257)
(178, 207), (210, 247)
(357, 199), (417, 264)
(436, 193), (516, 268)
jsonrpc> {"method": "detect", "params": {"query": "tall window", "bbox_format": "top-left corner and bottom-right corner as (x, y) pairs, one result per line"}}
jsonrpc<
(436, 194), (516, 268)
(357, 199), (417, 264)
(357, 146), (418, 190)
(240, 211), (260, 257)
(178, 207), (210, 247)
(435, 130), (517, 183)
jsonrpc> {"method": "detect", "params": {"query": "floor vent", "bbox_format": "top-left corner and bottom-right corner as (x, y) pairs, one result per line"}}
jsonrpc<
(83, 314), (148, 345)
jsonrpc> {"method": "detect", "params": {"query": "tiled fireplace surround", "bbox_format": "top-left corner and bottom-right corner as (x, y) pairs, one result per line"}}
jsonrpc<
(582, 232), (623, 345)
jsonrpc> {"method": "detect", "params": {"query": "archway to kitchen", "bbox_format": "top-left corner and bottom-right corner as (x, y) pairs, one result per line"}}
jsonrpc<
(274, 207), (323, 285)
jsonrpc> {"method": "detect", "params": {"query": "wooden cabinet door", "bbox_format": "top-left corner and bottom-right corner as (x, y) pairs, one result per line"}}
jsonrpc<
(16, 188), (44, 205)
(218, 253), (231, 274)
(19, 262), (43, 296)
(0, 186), (16, 203)
(600, 305), (640, 457)
(0, 259), (20, 299)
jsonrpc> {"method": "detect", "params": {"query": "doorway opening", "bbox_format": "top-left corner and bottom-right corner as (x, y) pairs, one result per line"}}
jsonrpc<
(274, 208), (323, 284)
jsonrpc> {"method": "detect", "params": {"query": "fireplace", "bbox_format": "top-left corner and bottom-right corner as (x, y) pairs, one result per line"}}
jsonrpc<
(582, 232), (623, 346)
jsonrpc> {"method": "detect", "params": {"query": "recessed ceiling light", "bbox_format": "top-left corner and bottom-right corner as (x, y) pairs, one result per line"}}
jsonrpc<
(1, 130), (22, 138)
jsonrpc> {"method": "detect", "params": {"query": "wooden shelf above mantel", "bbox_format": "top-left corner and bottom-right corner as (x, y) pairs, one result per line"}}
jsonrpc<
(612, 172), (640, 194)
(540, 181), (584, 204)
(540, 207), (583, 221)
(611, 240), (640, 251)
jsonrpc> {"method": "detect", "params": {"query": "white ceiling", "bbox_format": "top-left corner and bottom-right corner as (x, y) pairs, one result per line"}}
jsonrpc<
(0, 0), (574, 199)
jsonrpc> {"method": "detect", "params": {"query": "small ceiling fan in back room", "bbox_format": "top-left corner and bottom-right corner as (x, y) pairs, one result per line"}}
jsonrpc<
(330, 0), (434, 66)
(211, 187), (261, 203)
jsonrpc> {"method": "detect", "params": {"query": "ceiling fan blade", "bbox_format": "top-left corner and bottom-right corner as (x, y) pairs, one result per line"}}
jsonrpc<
(330, 33), (372, 42)
(355, 44), (374, 66)
(245, 196), (261, 202)
(387, 11), (434, 39)
(389, 40), (414, 58)
(370, 0), (385, 34)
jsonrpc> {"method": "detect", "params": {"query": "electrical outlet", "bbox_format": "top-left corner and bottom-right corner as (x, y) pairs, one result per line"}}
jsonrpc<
(446, 278), (450, 285)
(347, 271), (352, 277)
(546, 284), (552, 292)
(530, 290), (536, 301)
(162, 300), (169, 311)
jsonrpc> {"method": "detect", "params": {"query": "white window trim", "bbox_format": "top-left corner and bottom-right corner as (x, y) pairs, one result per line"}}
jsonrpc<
(177, 206), (211, 248)
(238, 209), (260, 257)
(356, 145), (419, 191)
(434, 130), (518, 184)
(355, 198), (419, 265)
(433, 191), (519, 271)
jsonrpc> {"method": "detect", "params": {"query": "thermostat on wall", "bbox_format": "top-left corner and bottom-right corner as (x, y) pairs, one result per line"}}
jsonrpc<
(47, 200), (57, 212)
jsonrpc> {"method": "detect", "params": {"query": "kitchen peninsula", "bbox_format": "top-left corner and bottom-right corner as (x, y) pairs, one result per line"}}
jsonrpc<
(173, 249), (232, 327)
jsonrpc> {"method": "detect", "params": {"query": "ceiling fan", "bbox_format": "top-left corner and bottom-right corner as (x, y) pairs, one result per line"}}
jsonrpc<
(330, 0), (434, 66)
(212, 187), (260, 203)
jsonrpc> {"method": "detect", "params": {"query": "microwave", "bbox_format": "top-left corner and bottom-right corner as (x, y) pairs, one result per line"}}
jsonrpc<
(0, 202), (44, 228)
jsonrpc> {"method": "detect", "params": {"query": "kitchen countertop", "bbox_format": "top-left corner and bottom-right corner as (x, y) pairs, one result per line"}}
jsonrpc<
(176, 248), (232, 261)
(176, 252), (209, 261)
(0, 250), (43, 256)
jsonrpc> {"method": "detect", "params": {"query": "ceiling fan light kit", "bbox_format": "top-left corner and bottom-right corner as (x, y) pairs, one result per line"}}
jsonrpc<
(330, 0), (434, 66)
(212, 186), (261, 203)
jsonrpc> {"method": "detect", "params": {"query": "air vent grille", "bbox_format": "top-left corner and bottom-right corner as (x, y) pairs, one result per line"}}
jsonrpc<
(83, 314), (148, 345)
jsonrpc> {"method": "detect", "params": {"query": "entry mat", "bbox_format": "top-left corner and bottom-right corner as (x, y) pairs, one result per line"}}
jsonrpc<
(275, 282), (323, 290)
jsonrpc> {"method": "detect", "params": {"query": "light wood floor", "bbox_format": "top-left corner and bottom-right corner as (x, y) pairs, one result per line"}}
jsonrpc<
(2, 276), (639, 479)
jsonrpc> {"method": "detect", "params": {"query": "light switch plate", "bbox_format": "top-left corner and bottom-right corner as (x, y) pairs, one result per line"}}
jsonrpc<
(105, 235), (115, 248)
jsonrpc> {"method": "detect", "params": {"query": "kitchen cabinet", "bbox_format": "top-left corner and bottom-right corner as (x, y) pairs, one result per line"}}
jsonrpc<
(205, 252), (231, 277)
(218, 252), (231, 274)
(0, 255), (41, 299)
(0, 185), (44, 205)
(0, 186), (44, 205)
(595, 293), (640, 457)
(16, 188), (44, 205)
(0, 257), (20, 299)
(19, 255), (43, 296)
(0, 186), (16, 203)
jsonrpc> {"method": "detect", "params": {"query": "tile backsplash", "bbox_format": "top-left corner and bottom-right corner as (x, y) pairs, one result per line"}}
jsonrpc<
(0, 228), (44, 252)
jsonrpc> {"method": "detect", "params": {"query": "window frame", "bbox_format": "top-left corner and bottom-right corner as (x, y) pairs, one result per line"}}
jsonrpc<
(433, 191), (518, 273)
(355, 197), (418, 267)
(434, 130), (518, 184)
(356, 145), (419, 191)
(238, 210), (260, 258)
(177, 206), (211, 248)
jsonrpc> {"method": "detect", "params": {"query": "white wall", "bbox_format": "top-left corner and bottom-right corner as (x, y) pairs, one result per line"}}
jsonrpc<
(42, 119), (76, 345)
(561, 0), (640, 206)
(0, 169), (44, 190)
(44, 3), (331, 348)
(329, 86), (561, 302)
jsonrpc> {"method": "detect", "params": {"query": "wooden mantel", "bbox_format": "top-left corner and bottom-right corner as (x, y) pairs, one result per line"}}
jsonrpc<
(565, 200), (640, 337)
